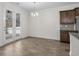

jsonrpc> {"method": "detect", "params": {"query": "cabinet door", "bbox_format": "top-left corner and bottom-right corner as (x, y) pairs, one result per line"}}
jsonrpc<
(60, 11), (67, 24)
(60, 31), (70, 43)
(60, 10), (75, 24)
(66, 32), (70, 43)
(75, 8), (79, 16)
(60, 31), (67, 42)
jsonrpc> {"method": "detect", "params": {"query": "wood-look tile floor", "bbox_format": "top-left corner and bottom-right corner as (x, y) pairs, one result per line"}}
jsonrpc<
(0, 37), (70, 56)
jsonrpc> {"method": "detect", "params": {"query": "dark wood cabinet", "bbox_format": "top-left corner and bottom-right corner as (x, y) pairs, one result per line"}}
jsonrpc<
(60, 10), (75, 24)
(60, 30), (78, 43)
(60, 8), (79, 43)
(60, 31), (70, 43)
(75, 8), (79, 16)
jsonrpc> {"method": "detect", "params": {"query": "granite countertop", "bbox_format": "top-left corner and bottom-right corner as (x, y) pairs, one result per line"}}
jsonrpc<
(70, 32), (79, 39)
(60, 30), (78, 32)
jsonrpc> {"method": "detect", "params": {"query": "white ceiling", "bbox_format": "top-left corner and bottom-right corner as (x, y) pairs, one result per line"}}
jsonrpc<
(14, 2), (79, 12)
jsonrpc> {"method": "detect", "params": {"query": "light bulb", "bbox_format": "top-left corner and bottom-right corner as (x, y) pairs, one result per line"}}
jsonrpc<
(35, 12), (38, 16)
(34, 14), (35, 16)
(31, 12), (39, 16)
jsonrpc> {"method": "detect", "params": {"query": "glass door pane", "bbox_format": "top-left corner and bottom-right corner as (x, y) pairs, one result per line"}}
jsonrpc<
(16, 13), (21, 37)
(5, 10), (13, 39)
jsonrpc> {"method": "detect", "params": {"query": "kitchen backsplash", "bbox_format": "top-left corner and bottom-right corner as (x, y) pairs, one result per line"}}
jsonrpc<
(60, 24), (75, 30)
(76, 16), (79, 32)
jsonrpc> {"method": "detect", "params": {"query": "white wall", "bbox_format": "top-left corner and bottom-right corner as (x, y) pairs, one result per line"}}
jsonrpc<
(29, 3), (79, 40)
(29, 9), (60, 40)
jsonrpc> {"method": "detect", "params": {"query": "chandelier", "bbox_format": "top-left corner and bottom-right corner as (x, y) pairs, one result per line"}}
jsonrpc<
(31, 2), (39, 16)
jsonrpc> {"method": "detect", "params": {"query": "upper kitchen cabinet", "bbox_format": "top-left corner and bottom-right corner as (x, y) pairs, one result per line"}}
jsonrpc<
(75, 7), (79, 16)
(60, 10), (75, 24)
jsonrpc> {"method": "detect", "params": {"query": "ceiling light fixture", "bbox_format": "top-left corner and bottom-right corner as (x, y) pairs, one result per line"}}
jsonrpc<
(31, 2), (39, 16)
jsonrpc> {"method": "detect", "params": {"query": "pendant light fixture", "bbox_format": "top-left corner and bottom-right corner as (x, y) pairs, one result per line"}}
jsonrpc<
(31, 2), (39, 16)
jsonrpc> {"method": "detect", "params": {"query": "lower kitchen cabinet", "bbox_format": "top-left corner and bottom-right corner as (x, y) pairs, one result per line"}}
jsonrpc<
(60, 31), (70, 43)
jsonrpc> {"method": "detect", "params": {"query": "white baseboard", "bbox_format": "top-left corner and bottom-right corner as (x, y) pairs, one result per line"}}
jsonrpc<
(29, 35), (60, 41)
